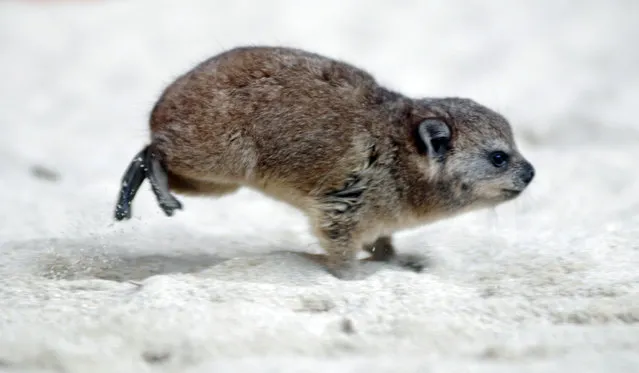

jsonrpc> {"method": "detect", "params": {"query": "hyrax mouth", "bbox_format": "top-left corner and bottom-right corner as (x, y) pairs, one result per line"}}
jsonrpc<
(501, 189), (523, 198)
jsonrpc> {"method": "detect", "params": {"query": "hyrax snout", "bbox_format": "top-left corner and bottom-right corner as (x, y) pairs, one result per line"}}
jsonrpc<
(114, 46), (535, 279)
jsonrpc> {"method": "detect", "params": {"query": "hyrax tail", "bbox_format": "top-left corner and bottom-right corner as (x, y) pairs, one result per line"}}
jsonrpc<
(114, 145), (183, 221)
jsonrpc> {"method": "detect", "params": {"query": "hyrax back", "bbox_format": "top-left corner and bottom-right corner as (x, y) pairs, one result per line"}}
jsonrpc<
(115, 46), (535, 280)
(149, 47), (392, 201)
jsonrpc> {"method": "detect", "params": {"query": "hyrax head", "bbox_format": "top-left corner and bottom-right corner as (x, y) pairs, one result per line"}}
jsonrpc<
(409, 97), (535, 210)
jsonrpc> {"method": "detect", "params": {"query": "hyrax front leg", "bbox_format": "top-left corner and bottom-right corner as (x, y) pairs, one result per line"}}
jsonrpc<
(313, 171), (371, 279)
(314, 220), (361, 280)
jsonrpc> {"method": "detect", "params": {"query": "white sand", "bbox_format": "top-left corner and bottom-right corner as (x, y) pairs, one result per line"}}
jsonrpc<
(0, 0), (638, 372)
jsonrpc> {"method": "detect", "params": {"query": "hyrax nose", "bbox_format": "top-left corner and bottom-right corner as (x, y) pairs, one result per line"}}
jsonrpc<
(521, 162), (535, 185)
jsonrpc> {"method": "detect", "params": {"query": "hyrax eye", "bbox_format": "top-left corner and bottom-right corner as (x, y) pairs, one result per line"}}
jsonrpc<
(489, 151), (509, 168)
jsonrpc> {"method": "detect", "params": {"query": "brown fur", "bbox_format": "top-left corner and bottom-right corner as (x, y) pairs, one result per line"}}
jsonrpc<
(143, 45), (535, 279)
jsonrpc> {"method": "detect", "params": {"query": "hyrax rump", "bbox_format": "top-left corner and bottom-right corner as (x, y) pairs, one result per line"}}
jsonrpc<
(114, 46), (535, 280)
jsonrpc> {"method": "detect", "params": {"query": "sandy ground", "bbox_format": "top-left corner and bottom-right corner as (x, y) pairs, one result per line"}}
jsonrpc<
(1, 0), (638, 372)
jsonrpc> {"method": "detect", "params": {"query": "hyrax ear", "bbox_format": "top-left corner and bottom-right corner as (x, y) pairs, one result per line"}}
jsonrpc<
(416, 119), (451, 159)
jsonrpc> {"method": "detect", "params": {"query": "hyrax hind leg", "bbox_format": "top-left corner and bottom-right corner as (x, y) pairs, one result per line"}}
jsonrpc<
(114, 145), (183, 220)
(113, 144), (240, 221)
(166, 171), (240, 197)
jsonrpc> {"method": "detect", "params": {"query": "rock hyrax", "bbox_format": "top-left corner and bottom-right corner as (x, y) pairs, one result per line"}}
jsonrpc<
(114, 46), (535, 279)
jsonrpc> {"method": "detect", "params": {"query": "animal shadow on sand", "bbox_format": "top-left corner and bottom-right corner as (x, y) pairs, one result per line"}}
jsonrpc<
(1, 231), (431, 282)
(1, 233), (234, 282)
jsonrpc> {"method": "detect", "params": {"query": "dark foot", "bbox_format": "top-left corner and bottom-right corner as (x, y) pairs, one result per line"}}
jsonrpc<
(113, 145), (183, 221)
(363, 236), (429, 273)
(363, 236), (396, 261)
(114, 148), (148, 220)
(146, 150), (183, 217)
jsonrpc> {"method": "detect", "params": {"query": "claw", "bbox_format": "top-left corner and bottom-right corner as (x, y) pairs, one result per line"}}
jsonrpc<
(113, 145), (183, 221)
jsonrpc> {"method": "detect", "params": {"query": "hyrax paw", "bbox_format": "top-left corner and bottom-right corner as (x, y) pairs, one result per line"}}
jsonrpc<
(392, 253), (431, 273)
